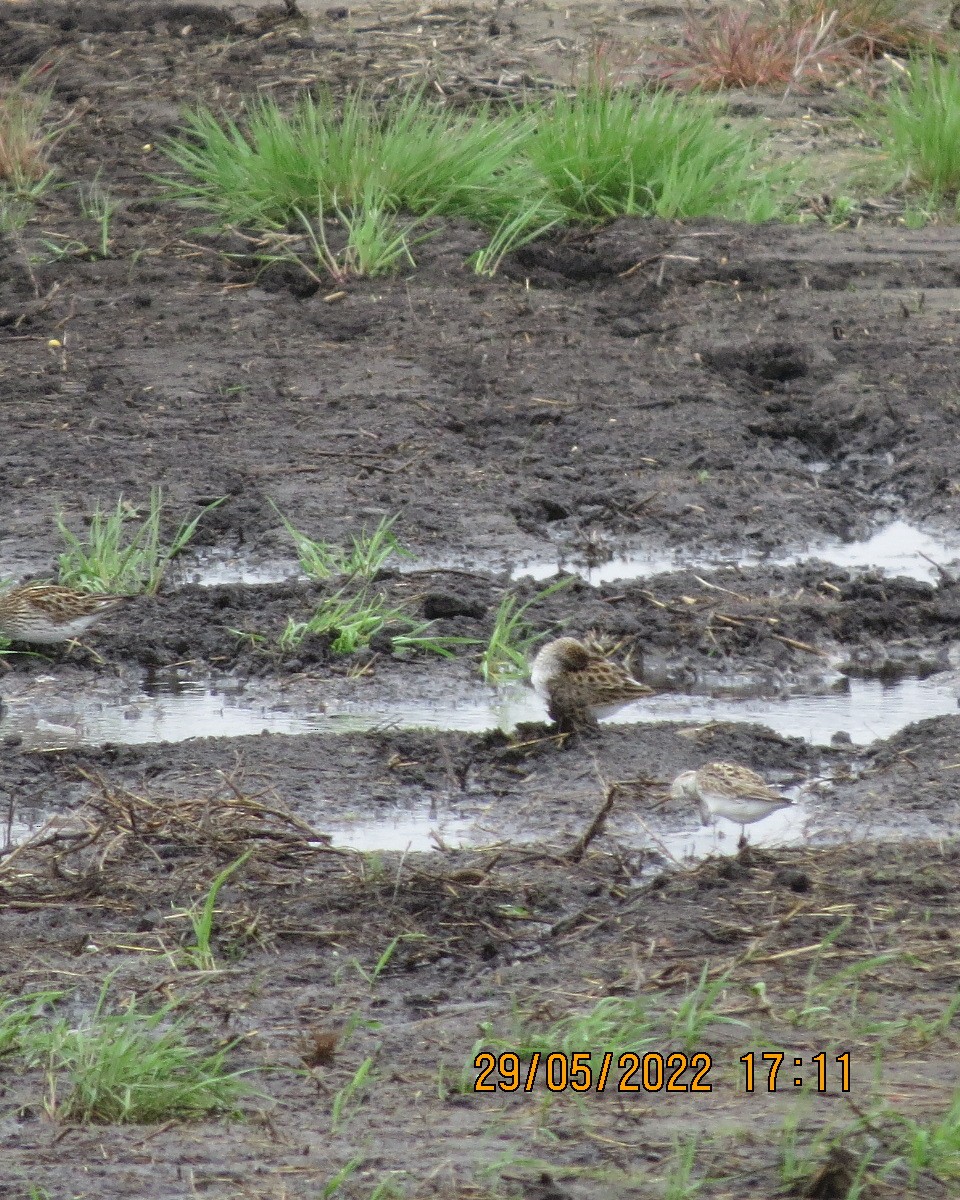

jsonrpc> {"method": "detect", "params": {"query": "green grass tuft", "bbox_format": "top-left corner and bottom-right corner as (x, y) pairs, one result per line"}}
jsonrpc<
(899, 1086), (960, 1182)
(880, 57), (960, 205)
(481, 578), (574, 684)
(162, 86), (781, 244)
(274, 508), (410, 581)
(0, 63), (59, 197)
(0, 991), (63, 1056)
(162, 90), (534, 229)
(515, 996), (657, 1062)
(668, 963), (749, 1050)
(57, 488), (224, 595)
(525, 85), (782, 222)
(22, 978), (250, 1123)
(280, 588), (478, 658)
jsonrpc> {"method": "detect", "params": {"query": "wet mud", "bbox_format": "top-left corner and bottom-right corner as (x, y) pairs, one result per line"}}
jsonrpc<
(1, 2), (959, 1198)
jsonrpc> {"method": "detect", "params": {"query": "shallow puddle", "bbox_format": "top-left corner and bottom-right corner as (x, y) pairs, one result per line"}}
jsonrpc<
(4, 781), (949, 865)
(513, 519), (960, 586)
(613, 675), (960, 746)
(0, 676), (530, 750)
(1, 670), (956, 753)
(655, 796), (809, 861)
(778, 519), (960, 580)
(323, 798), (811, 859)
(258, 788), (943, 862)
(172, 518), (960, 592)
(325, 811), (475, 853)
(173, 552), (301, 587)
(0, 684), (327, 748)
(0, 792), (802, 863)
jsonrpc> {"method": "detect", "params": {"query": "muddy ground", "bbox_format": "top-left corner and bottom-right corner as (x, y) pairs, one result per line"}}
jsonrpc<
(1, 1), (959, 1197)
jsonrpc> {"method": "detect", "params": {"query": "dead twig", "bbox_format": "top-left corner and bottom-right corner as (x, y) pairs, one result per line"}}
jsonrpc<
(566, 759), (619, 863)
(769, 632), (828, 657)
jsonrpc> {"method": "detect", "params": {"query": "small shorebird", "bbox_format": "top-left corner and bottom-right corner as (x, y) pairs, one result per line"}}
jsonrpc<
(670, 761), (794, 847)
(530, 636), (652, 729)
(0, 583), (126, 644)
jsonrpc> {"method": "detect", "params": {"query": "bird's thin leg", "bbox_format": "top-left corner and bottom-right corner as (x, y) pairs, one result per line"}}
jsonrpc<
(65, 638), (105, 665)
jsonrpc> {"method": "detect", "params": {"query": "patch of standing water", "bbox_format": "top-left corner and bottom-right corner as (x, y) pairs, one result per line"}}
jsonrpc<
(513, 519), (960, 586)
(657, 796), (809, 861)
(166, 518), (960, 591)
(326, 800), (812, 858)
(172, 552), (302, 587)
(1, 672), (956, 753)
(325, 811), (475, 853)
(0, 680), (503, 750)
(0, 793), (793, 863)
(0, 684), (325, 748)
(612, 675), (960, 746)
(778, 519), (960, 580)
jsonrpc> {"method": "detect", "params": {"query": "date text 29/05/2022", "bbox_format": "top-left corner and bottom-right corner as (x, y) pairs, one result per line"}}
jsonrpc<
(474, 1051), (852, 1094)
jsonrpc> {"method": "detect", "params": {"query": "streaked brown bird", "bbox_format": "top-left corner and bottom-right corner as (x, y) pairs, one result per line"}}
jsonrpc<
(0, 583), (126, 644)
(670, 761), (794, 846)
(530, 635), (652, 728)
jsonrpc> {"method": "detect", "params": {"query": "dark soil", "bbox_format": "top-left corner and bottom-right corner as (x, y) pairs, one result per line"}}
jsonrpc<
(1, 3), (959, 1198)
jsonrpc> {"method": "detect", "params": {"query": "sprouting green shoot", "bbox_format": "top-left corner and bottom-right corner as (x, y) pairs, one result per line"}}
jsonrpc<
(319, 1157), (363, 1198)
(663, 1134), (702, 1200)
(513, 995), (657, 1062)
(352, 933), (427, 987)
(180, 848), (254, 971)
(392, 629), (482, 657)
(669, 963), (749, 1050)
(469, 200), (560, 277)
(255, 191), (426, 285)
(290, 190), (425, 282)
(481, 577), (574, 683)
(78, 173), (119, 258)
(273, 506), (410, 580)
(330, 1055), (375, 1132)
(280, 590), (405, 653)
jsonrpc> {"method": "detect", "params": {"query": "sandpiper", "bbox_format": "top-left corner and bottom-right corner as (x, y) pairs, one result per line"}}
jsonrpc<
(0, 583), (126, 644)
(530, 636), (652, 729)
(670, 761), (794, 846)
